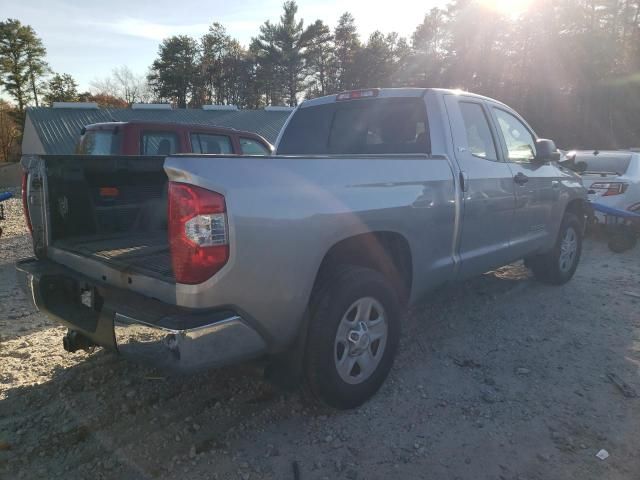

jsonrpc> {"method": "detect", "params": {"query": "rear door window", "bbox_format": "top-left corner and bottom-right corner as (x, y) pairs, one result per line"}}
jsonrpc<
(191, 133), (233, 154)
(77, 129), (122, 155)
(277, 97), (429, 155)
(240, 137), (270, 155)
(458, 102), (498, 161)
(141, 132), (179, 155)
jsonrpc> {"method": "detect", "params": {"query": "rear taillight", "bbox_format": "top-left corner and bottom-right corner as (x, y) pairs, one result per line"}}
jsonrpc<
(168, 182), (229, 284)
(99, 187), (120, 198)
(590, 182), (628, 196)
(21, 172), (33, 234)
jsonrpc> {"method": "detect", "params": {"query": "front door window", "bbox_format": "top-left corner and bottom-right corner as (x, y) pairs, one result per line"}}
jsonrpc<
(493, 109), (536, 163)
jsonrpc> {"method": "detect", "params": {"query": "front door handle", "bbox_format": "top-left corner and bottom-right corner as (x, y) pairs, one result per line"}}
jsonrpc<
(514, 172), (529, 185)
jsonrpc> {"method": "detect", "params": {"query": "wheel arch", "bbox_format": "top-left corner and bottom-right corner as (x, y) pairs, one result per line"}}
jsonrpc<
(565, 197), (589, 231)
(312, 231), (413, 306)
(266, 231), (412, 386)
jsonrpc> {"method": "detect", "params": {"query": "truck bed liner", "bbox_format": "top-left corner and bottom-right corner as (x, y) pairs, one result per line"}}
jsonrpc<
(55, 233), (173, 280)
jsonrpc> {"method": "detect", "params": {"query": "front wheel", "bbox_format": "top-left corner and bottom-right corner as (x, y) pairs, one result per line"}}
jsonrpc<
(527, 212), (583, 285)
(304, 266), (402, 409)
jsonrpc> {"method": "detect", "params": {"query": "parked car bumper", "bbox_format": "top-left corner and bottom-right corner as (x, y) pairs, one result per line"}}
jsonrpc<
(587, 194), (629, 223)
(15, 258), (267, 373)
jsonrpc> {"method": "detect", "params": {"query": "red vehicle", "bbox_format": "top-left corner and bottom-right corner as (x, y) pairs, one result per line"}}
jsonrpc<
(76, 121), (273, 156)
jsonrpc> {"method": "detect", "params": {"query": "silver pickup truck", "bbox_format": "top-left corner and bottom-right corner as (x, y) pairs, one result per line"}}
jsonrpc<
(17, 88), (588, 409)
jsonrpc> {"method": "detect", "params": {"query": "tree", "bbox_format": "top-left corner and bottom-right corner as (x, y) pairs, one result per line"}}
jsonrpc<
(91, 66), (152, 105)
(252, 1), (327, 106)
(147, 35), (200, 107)
(411, 8), (448, 86)
(77, 92), (128, 108)
(250, 25), (284, 105)
(43, 73), (79, 105)
(305, 20), (336, 97)
(354, 31), (399, 88)
(333, 13), (361, 91)
(195, 23), (258, 107)
(136, 1), (640, 148)
(0, 19), (48, 116)
(0, 100), (19, 162)
(23, 25), (48, 107)
(198, 23), (231, 105)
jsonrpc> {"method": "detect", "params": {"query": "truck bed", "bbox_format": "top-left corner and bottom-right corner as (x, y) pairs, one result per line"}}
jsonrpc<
(28, 155), (173, 281)
(55, 232), (173, 280)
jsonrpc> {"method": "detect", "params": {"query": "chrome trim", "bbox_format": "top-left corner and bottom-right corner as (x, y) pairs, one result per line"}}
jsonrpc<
(114, 313), (267, 373)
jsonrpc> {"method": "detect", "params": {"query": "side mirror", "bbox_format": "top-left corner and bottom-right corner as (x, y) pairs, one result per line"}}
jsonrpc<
(535, 139), (561, 163)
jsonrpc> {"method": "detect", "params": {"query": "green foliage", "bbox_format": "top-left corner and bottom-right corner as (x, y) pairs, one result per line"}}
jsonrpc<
(196, 23), (258, 108)
(0, 18), (48, 114)
(304, 20), (335, 97)
(3, 1), (638, 149)
(251, 1), (329, 106)
(77, 92), (128, 108)
(333, 12), (361, 91)
(44, 73), (79, 105)
(0, 99), (19, 162)
(147, 35), (200, 108)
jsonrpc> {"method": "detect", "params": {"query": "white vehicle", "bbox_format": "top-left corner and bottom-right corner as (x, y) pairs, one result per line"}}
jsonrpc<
(570, 150), (640, 219)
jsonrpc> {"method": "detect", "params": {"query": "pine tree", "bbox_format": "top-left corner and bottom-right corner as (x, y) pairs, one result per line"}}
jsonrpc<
(44, 73), (79, 105)
(0, 19), (49, 117)
(147, 35), (200, 107)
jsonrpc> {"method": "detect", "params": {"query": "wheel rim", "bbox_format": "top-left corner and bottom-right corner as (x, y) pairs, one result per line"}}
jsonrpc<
(559, 226), (578, 273)
(334, 297), (388, 385)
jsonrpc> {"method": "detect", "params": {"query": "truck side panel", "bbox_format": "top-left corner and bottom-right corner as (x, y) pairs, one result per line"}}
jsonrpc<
(165, 155), (457, 349)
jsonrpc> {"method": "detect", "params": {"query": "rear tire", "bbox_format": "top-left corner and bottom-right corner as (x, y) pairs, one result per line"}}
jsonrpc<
(527, 212), (582, 285)
(304, 265), (401, 409)
(608, 229), (637, 253)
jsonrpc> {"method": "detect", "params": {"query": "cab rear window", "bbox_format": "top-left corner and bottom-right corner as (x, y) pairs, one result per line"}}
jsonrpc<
(277, 97), (430, 155)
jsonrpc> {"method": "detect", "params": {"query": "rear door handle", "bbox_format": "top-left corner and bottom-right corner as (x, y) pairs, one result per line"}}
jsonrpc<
(514, 172), (529, 185)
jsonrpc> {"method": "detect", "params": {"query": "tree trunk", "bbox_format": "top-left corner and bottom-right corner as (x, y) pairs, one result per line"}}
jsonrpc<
(30, 71), (39, 107)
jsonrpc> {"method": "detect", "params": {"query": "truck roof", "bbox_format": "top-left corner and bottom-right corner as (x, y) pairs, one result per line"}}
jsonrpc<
(83, 120), (268, 140)
(300, 88), (508, 109)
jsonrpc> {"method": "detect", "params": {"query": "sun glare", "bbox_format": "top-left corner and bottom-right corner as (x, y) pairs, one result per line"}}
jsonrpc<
(479, 0), (535, 19)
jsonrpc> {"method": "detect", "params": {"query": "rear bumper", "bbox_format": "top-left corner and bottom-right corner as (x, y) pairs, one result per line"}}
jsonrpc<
(15, 258), (267, 373)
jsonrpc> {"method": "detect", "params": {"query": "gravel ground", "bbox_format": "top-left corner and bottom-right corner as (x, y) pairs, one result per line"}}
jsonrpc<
(1, 190), (639, 480)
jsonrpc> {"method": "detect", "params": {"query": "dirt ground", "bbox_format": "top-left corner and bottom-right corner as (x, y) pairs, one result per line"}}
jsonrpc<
(1, 188), (639, 480)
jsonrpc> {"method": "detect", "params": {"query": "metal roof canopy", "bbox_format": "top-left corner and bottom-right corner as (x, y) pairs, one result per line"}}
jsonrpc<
(23, 106), (293, 155)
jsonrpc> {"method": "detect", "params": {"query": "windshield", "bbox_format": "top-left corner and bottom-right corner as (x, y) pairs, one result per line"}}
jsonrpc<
(277, 97), (430, 155)
(77, 129), (122, 155)
(576, 153), (632, 175)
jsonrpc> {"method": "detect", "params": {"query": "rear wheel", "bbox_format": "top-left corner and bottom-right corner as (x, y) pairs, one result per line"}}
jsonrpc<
(527, 212), (582, 285)
(608, 228), (637, 253)
(304, 266), (401, 409)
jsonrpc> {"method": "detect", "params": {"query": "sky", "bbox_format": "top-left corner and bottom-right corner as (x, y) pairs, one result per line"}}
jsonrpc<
(0, 0), (448, 92)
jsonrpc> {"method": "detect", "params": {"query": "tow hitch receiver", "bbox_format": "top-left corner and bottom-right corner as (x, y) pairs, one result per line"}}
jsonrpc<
(63, 330), (96, 353)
